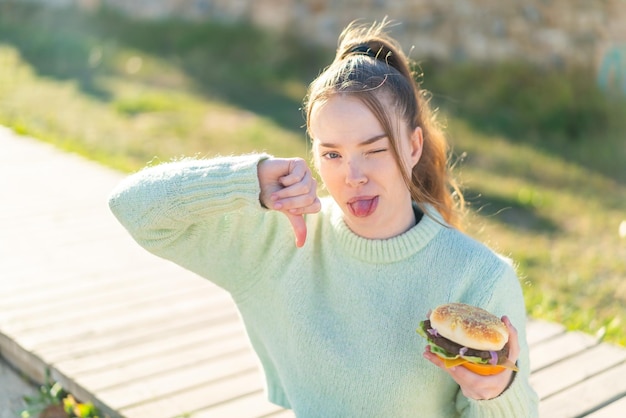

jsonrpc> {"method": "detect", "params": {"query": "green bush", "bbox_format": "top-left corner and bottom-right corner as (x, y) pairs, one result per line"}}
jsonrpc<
(420, 60), (626, 143)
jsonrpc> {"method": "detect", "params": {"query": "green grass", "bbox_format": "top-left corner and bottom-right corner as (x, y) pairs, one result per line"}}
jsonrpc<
(2, 2), (625, 346)
(0, 1), (327, 170)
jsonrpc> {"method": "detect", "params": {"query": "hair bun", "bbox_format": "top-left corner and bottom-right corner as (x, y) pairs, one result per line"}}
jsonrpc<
(346, 42), (393, 64)
(349, 44), (377, 58)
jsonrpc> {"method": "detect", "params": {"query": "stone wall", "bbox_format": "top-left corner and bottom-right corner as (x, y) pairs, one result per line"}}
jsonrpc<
(27, 0), (626, 92)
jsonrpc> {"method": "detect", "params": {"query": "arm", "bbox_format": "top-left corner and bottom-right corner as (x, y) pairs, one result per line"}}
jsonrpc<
(108, 154), (320, 294)
(108, 155), (270, 294)
(454, 263), (539, 417)
(422, 256), (538, 417)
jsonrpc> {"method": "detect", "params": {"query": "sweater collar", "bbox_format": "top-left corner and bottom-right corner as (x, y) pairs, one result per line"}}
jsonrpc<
(326, 199), (445, 263)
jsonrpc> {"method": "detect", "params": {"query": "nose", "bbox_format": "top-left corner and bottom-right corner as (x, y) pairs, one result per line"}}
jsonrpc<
(345, 160), (368, 187)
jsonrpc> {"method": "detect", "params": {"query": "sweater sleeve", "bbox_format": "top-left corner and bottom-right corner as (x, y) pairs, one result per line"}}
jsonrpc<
(108, 153), (293, 295)
(456, 260), (539, 418)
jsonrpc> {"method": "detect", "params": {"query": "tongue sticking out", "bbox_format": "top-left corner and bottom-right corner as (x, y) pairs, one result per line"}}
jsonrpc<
(349, 197), (377, 217)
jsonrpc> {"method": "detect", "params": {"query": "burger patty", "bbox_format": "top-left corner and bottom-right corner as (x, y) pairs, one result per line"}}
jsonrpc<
(422, 320), (509, 362)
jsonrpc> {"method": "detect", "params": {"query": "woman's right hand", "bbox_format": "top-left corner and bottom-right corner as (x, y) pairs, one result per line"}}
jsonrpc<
(258, 158), (321, 248)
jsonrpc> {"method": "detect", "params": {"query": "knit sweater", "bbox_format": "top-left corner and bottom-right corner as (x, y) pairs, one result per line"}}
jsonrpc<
(108, 154), (539, 418)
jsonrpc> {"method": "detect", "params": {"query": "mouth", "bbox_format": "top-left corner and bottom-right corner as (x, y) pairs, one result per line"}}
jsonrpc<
(347, 196), (379, 218)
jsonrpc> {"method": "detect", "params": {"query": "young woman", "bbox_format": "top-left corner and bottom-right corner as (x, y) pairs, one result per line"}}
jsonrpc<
(109, 20), (538, 417)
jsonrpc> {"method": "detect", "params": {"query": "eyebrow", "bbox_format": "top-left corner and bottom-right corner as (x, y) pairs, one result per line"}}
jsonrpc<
(318, 134), (387, 149)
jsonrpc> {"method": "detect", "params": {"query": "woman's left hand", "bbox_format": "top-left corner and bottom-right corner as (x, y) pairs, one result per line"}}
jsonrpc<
(423, 316), (519, 400)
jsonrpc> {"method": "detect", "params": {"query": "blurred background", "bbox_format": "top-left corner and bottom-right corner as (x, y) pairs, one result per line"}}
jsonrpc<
(1, 0), (625, 348)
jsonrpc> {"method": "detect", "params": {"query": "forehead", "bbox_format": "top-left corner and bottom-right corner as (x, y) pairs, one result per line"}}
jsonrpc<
(309, 94), (388, 144)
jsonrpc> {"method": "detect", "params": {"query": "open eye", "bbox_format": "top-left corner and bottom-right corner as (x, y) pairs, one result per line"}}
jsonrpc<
(322, 151), (341, 160)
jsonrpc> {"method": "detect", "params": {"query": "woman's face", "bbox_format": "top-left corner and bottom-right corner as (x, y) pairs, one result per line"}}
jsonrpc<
(310, 94), (423, 239)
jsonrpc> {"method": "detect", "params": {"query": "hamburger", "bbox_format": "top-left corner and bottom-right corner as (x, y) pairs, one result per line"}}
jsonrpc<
(417, 303), (518, 376)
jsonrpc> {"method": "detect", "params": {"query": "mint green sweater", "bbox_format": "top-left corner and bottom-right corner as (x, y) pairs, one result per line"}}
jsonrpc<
(109, 154), (539, 417)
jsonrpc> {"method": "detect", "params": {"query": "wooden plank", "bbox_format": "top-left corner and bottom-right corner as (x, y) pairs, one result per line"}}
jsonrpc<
(0, 211), (120, 240)
(585, 394), (626, 418)
(191, 390), (283, 418)
(262, 409), (297, 418)
(0, 272), (183, 324)
(6, 276), (221, 328)
(0, 250), (177, 298)
(526, 319), (566, 346)
(0, 248), (201, 299)
(0, 254), (163, 294)
(0, 332), (49, 385)
(0, 268), (170, 311)
(39, 311), (241, 365)
(76, 332), (253, 391)
(14, 291), (231, 352)
(530, 343), (626, 400)
(530, 331), (598, 372)
(55, 322), (245, 376)
(50, 322), (253, 418)
(118, 369), (263, 418)
(6, 278), (220, 332)
(538, 361), (626, 418)
(98, 351), (260, 410)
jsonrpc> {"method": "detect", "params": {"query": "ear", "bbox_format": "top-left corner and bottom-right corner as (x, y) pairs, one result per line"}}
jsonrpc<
(409, 126), (424, 168)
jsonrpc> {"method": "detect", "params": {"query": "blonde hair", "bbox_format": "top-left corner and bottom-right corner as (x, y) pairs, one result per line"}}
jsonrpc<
(304, 19), (465, 229)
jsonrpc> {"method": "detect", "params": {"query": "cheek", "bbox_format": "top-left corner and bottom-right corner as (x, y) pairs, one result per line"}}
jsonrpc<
(317, 164), (348, 198)
(317, 164), (336, 189)
(381, 158), (410, 190)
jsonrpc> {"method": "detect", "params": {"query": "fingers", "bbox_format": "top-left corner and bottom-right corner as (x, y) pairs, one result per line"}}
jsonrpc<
(423, 345), (445, 368)
(258, 158), (320, 248)
(423, 346), (473, 377)
(270, 165), (320, 215)
(502, 316), (520, 363)
(278, 158), (308, 187)
(272, 167), (317, 207)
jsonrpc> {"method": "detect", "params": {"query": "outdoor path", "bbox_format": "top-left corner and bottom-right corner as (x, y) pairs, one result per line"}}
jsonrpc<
(1, 125), (625, 418)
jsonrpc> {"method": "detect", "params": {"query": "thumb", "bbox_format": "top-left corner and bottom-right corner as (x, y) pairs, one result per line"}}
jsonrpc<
(286, 213), (307, 248)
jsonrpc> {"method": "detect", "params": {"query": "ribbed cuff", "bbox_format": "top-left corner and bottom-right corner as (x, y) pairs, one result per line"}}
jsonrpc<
(459, 371), (539, 418)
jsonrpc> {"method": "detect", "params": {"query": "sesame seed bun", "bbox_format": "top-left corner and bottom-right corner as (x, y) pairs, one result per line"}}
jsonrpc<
(429, 303), (508, 351)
